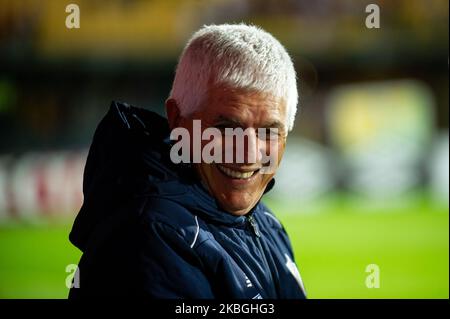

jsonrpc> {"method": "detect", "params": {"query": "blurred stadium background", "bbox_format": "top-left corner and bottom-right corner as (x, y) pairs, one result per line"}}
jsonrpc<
(0, 0), (448, 298)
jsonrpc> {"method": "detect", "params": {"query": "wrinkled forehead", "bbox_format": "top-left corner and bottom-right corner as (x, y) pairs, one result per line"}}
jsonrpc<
(196, 84), (287, 130)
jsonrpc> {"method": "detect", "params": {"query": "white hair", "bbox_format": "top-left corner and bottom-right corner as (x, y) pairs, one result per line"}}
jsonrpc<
(169, 23), (298, 131)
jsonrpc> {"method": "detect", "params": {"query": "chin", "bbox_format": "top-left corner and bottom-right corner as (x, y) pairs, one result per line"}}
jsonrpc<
(217, 191), (258, 216)
(199, 164), (266, 215)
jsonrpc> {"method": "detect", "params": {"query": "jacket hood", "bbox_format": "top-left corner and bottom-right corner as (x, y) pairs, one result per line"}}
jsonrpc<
(69, 101), (274, 251)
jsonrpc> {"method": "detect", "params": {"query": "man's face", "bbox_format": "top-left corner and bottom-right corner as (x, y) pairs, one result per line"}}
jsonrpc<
(167, 85), (287, 216)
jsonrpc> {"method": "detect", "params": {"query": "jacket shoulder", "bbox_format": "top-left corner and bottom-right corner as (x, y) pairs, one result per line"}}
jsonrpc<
(256, 202), (284, 231)
(139, 196), (202, 247)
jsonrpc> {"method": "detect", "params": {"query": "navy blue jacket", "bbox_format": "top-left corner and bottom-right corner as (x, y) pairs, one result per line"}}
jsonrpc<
(68, 101), (306, 299)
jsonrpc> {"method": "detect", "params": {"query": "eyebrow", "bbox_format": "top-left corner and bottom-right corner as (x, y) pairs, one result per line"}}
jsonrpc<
(213, 115), (285, 131)
(213, 115), (244, 127)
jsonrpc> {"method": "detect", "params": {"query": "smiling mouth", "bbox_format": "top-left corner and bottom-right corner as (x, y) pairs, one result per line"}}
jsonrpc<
(216, 164), (259, 180)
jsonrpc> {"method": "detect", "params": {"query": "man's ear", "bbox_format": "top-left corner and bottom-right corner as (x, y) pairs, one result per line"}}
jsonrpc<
(165, 98), (181, 130)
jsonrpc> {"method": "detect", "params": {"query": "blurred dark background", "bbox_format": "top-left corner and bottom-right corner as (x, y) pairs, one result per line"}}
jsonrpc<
(0, 0), (448, 298)
(0, 0), (447, 153)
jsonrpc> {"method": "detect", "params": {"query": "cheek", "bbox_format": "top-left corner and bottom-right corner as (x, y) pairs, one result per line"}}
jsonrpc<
(202, 162), (216, 179)
(258, 139), (284, 174)
(201, 163), (224, 190)
(277, 141), (286, 163)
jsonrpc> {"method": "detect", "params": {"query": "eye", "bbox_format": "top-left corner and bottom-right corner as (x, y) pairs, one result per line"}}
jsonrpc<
(213, 121), (237, 128)
(257, 128), (280, 141)
(212, 123), (229, 133)
(213, 124), (226, 130)
(268, 131), (280, 141)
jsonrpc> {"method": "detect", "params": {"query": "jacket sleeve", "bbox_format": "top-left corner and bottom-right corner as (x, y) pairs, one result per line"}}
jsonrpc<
(137, 216), (215, 298)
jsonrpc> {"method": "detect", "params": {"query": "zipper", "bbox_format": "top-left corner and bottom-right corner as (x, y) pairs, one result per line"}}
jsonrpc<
(247, 214), (260, 237)
(246, 213), (277, 297)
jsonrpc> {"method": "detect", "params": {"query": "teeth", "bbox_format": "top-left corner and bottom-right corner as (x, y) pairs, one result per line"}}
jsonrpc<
(218, 165), (255, 179)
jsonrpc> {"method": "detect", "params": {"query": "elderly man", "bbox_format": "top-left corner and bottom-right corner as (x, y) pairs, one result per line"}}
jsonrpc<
(69, 24), (306, 299)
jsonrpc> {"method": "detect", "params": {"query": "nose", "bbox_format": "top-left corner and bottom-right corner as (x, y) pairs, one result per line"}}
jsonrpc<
(222, 128), (259, 164)
(244, 128), (260, 165)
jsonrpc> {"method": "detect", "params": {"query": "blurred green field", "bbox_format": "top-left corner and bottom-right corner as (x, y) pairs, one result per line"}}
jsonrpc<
(0, 195), (448, 299)
(280, 201), (449, 299)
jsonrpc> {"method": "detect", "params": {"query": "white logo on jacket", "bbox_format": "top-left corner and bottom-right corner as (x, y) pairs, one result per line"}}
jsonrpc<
(244, 275), (253, 288)
(284, 253), (306, 295)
